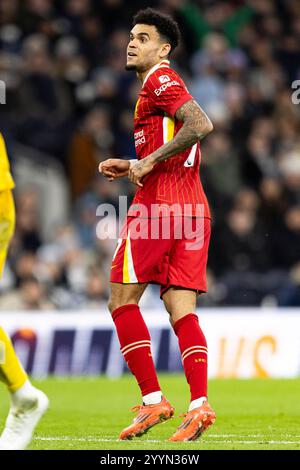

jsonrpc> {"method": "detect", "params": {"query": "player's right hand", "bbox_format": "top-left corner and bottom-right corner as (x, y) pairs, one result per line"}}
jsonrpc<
(99, 159), (130, 181)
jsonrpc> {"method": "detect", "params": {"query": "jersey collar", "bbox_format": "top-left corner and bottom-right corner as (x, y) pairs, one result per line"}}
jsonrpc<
(142, 60), (170, 87)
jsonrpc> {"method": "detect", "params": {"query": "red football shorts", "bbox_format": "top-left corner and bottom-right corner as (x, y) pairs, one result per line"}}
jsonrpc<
(110, 216), (211, 298)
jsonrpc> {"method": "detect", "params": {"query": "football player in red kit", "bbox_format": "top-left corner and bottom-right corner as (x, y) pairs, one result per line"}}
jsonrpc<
(99, 8), (216, 442)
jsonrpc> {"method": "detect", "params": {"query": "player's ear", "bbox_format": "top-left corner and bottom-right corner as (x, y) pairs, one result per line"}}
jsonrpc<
(160, 43), (171, 59)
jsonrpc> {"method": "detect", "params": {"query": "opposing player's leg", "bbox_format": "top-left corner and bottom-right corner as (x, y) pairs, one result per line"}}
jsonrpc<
(0, 327), (27, 393)
(163, 287), (215, 441)
(0, 328), (49, 450)
(109, 282), (174, 440)
(0, 189), (15, 278)
(0, 189), (49, 450)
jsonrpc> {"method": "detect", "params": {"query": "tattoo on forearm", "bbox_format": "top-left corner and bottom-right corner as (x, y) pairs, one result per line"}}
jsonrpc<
(152, 99), (213, 164)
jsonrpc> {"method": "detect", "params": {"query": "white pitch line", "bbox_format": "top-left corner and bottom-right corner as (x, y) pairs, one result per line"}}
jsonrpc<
(34, 436), (300, 445)
(35, 437), (161, 443)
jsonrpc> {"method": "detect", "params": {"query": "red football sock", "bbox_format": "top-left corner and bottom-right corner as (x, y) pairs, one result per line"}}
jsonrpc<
(173, 313), (208, 401)
(112, 304), (161, 397)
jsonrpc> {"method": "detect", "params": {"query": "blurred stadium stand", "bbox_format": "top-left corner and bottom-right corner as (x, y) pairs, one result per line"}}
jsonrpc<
(0, 0), (300, 309)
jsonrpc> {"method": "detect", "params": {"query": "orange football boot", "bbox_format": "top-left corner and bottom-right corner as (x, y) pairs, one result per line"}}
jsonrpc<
(169, 401), (216, 442)
(120, 396), (174, 440)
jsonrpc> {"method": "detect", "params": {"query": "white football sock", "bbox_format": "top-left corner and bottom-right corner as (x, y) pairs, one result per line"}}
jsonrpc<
(142, 391), (162, 405)
(188, 396), (207, 412)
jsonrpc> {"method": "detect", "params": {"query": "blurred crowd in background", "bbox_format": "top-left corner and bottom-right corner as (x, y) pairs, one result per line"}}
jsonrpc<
(0, 0), (300, 310)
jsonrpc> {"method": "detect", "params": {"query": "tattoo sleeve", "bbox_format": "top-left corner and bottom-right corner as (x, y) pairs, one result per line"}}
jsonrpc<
(150, 99), (213, 164)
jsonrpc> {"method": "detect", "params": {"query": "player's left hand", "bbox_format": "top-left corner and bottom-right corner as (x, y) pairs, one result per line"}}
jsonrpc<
(128, 156), (155, 187)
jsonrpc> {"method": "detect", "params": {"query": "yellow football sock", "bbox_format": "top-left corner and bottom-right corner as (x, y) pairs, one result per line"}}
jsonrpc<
(0, 327), (28, 392)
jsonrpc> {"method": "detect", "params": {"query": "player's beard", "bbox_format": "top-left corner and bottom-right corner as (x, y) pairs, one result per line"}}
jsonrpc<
(125, 62), (149, 73)
(125, 64), (138, 71)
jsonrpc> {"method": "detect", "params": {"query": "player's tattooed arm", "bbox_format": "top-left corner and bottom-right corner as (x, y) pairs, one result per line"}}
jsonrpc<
(152, 99), (213, 163)
(128, 99), (213, 186)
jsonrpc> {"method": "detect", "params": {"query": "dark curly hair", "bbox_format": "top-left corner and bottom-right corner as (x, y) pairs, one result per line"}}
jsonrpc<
(132, 8), (180, 55)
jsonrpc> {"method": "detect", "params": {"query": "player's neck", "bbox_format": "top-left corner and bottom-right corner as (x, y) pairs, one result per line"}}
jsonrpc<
(137, 64), (158, 85)
(136, 70), (148, 84)
(137, 59), (170, 85)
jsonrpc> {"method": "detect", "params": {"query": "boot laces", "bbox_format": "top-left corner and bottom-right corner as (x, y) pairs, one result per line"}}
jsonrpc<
(131, 405), (144, 413)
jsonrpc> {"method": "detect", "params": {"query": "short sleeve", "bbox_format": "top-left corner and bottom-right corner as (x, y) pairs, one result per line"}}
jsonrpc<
(145, 70), (193, 117)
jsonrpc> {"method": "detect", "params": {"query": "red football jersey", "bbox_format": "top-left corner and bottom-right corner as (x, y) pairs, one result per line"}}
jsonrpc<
(128, 60), (210, 219)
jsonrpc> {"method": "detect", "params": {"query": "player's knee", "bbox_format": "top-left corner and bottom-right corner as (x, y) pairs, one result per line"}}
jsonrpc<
(168, 314), (175, 328)
(108, 297), (118, 314)
(108, 296), (139, 314)
(164, 303), (181, 324)
(108, 286), (124, 313)
(163, 298), (172, 315)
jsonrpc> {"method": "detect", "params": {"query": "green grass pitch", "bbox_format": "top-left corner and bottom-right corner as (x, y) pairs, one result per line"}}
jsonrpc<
(0, 375), (299, 450)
